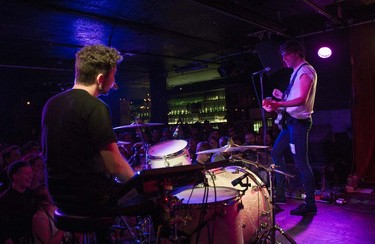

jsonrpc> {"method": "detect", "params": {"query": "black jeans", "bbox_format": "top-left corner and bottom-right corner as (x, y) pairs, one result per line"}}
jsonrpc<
(271, 115), (316, 206)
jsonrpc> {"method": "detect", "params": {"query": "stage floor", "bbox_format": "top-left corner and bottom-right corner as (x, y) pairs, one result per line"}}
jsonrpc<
(275, 191), (375, 244)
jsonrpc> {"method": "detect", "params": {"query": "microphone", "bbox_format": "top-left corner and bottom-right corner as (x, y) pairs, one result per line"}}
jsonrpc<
(252, 67), (271, 75)
(231, 172), (251, 187)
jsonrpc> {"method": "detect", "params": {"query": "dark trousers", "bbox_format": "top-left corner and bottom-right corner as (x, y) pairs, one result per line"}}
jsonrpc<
(271, 115), (316, 206)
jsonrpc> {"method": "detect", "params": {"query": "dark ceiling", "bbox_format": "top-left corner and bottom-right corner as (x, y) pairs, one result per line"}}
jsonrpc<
(1, 0), (374, 96)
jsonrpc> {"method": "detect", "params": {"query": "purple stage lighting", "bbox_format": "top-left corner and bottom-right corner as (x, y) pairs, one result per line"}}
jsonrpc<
(318, 47), (332, 58)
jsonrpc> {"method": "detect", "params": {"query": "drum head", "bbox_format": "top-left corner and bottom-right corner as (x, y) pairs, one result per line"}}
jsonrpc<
(148, 140), (187, 158)
(174, 186), (238, 204)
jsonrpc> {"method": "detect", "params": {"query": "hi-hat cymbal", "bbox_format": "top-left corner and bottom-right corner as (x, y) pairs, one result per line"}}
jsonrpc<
(113, 122), (164, 130)
(196, 144), (268, 154)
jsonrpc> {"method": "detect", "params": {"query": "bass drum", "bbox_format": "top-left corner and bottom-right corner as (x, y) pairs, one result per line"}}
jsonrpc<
(205, 166), (271, 243)
(148, 140), (191, 169)
(173, 186), (244, 244)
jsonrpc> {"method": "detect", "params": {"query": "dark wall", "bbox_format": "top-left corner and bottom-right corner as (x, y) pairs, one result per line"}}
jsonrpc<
(303, 30), (352, 111)
(0, 30), (353, 145)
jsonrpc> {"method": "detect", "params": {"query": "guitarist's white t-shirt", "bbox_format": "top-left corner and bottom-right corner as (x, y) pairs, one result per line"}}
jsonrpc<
(286, 63), (317, 119)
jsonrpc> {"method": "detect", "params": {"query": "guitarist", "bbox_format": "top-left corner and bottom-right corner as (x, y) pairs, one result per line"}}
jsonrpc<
(262, 40), (318, 216)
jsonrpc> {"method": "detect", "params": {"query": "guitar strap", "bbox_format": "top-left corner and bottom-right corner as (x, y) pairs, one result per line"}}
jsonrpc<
(282, 63), (308, 101)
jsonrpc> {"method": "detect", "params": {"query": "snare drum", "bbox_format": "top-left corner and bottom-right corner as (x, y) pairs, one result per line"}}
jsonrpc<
(173, 186), (244, 244)
(148, 140), (191, 169)
(205, 166), (271, 243)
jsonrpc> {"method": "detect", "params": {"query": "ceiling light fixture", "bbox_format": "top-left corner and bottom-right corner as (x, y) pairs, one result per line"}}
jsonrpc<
(317, 47), (332, 58)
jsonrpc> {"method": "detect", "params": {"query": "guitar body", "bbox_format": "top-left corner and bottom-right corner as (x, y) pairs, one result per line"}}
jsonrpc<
(263, 97), (287, 130)
(274, 108), (286, 130)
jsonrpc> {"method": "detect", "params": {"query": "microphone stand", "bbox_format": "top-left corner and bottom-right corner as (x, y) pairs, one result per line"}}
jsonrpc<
(253, 72), (269, 162)
(259, 72), (268, 148)
(257, 164), (297, 244)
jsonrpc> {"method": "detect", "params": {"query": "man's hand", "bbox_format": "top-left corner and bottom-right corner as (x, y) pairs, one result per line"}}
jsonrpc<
(262, 98), (282, 112)
(272, 89), (283, 100)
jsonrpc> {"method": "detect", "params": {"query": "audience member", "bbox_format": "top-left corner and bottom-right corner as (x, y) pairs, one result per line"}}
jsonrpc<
(211, 136), (229, 162)
(150, 128), (162, 145)
(244, 131), (256, 145)
(23, 153), (45, 189)
(22, 140), (41, 155)
(0, 160), (37, 243)
(209, 129), (221, 141)
(32, 184), (71, 244)
(187, 138), (199, 162)
(227, 126), (237, 139)
(192, 141), (212, 165)
(207, 136), (219, 150)
(0, 145), (22, 193)
(159, 127), (173, 142)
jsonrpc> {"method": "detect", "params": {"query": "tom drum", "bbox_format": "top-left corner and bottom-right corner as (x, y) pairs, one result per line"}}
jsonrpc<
(148, 140), (191, 169)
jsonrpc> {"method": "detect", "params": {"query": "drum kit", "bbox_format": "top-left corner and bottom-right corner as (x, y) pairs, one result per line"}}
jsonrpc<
(113, 121), (296, 244)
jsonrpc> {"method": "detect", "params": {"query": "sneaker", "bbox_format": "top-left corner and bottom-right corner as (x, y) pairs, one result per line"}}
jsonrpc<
(274, 196), (287, 205)
(290, 203), (317, 216)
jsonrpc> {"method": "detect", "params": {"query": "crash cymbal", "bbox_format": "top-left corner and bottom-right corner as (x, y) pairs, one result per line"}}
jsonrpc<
(196, 144), (268, 154)
(117, 141), (131, 145)
(113, 122), (164, 130)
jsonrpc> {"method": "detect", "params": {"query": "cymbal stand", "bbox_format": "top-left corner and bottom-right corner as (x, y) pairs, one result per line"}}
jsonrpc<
(231, 156), (296, 244)
(134, 126), (151, 170)
(257, 164), (296, 244)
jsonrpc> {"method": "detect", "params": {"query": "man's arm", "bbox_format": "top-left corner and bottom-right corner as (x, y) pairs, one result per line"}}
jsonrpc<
(264, 74), (313, 111)
(100, 142), (135, 182)
(279, 73), (313, 107)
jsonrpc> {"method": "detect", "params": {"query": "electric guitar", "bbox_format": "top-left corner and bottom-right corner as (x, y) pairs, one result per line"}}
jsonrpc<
(263, 97), (287, 130)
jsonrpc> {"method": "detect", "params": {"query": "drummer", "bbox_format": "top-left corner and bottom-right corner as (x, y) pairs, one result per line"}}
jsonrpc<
(192, 141), (212, 165)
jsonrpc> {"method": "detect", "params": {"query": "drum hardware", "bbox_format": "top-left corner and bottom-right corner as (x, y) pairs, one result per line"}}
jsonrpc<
(196, 137), (268, 155)
(113, 119), (164, 170)
(113, 122), (164, 130)
(231, 172), (251, 187)
(114, 215), (153, 243)
(235, 156), (297, 244)
(128, 147), (142, 168)
(117, 140), (131, 145)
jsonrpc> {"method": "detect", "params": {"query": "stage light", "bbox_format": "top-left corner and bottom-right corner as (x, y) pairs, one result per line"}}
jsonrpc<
(317, 47), (332, 58)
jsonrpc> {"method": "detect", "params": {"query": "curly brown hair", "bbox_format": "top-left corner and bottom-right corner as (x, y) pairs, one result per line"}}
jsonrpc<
(280, 40), (305, 59)
(75, 44), (123, 85)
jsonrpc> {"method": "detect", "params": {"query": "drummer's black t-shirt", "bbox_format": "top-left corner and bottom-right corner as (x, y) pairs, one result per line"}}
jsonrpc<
(41, 89), (117, 215)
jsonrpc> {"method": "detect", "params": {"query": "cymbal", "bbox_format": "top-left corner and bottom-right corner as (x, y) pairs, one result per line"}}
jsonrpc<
(196, 144), (268, 154)
(113, 122), (164, 130)
(117, 141), (131, 145)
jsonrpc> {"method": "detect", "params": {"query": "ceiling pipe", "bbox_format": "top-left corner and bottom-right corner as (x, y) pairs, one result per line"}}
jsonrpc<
(300, 0), (344, 26)
(0, 64), (72, 72)
(193, 0), (291, 38)
(296, 19), (375, 38)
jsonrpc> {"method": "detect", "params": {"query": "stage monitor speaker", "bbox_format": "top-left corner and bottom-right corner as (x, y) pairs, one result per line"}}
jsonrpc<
(309, 124), (334, 166)
(254, 40), (292, 91)
(254, 40), (285, 76)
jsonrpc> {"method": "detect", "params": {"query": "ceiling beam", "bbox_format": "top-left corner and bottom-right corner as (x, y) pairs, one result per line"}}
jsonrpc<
(300, 0), (344, 26)
(193, 0), (291, 38)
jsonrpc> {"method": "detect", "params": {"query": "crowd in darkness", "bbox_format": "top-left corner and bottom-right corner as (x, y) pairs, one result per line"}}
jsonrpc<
(0, 119), (279, 243)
